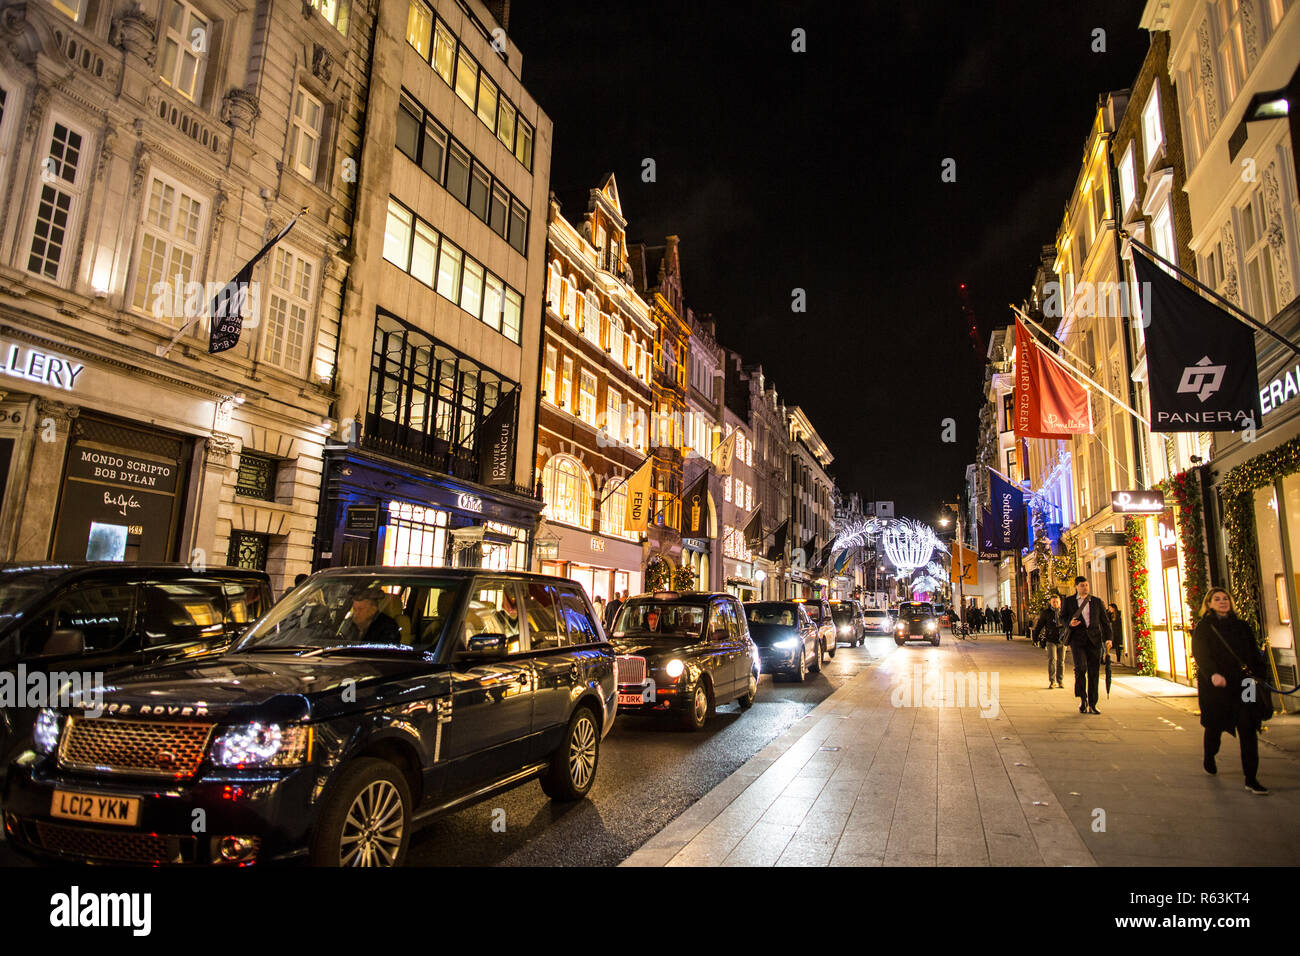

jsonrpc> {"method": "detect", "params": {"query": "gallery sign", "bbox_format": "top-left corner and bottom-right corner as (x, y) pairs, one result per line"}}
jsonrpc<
(0, 340), (85, 391)
(1111, 490), (1165, 514)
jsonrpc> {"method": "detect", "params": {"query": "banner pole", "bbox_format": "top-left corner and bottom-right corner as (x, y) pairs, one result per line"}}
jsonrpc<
(1122, 231), (1300, 360)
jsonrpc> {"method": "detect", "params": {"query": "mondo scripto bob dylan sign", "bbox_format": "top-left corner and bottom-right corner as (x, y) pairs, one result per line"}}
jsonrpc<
(1111, 490), (1165, 514)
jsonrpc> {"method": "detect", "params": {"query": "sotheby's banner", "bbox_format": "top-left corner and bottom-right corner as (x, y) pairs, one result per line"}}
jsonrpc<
(1133, 250), (1261, 432)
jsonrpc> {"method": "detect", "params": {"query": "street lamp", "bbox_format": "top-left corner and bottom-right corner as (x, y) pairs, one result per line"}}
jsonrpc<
(1236, 62), (1300, 197)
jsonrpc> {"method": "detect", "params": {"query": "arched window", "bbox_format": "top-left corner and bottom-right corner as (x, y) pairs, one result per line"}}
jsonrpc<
(564, 276), (578, 326)
(600, 476), (634, 540)
(542, 454), (591, 529)
(609, 314), (625, 365)
(547, 261), (562, 312)
(583, 291), (601, 346)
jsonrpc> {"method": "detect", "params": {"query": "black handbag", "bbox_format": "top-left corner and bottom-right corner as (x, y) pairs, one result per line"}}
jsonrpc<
(1208, 621), (1275, 722)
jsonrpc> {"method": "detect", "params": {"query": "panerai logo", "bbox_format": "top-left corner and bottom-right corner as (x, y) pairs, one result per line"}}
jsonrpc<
(1177, 356), (1225, 403)
(50, 886), (151, 936)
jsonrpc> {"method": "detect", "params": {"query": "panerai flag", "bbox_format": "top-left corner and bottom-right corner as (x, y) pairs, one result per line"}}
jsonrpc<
(988, 468), (1028, 549)
(209, 209), (306, 354)
(710, 431), (738, 476)
(1131, 250), (1262, 432)
(623, 458), (654, 534)
(1014, 319), (1092, 437)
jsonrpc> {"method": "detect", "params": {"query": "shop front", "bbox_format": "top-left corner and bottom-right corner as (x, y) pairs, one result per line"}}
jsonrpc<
(537, 525), (643, 603)
(1130, 506), (1194, 684)
(681, 537), (711, 593)
(317, 445), (540, 573)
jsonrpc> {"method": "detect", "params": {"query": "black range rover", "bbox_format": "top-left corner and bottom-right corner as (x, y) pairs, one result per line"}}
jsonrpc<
(2, 568), (616, 866)
(609, 591), (759, 730)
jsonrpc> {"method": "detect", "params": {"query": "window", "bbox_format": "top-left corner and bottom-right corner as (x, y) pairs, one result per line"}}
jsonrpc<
(433, 19), (455, 84)
(547, 261), (562, 311)
(310, 0), (348, 35)
(515, 119), (533, 170)
(1240, 196), (1278, 321)
(32, 586), (135, 655)
(383, 199), (413, 268)
(724, 476), (732, 502)
(263, 246), (313, 372)
(468, 162), (489, 220)
(455, 49), (477, 108)
(488, 183), (508, 237)
(583, 293), (600, 346)
(561, 356), (573, 408)
(49, 0), (82, 20)
(227, 531), (269, 572)
(564, 277), (577, 323)
(503, 288), (521, 344)
(1118, 143), (1136, 215)
(579, 370), (597, 425)
(601, 477), (632, 538)
(406, 0), (432, 57)
(130, 172), (204, 316)
(411, 218), (437, 286)
(522, 582), (563, 648)
(556, 588), (598, 645)
(543, 345), (557, 404)
(461, 581), (522, 652)
(460, 256), (484, 319)
(396, 94), (421, 160)
(1141, 87), (1163, 168)
(159, 0), (209, 103)
(289, 86), (324, 180)
(29, 121), (86, 282)
(605, 387), (621, 440)
(422, 117), (447, 181)
(482, 271), (504, 331)
(446, 142), (470, 204)
(236, 452), (278, 500)
(140, 580), (224, 646)
(496, 99), (515, 150)
(1002, 392), (1014, 431)
(476, 73), (497, 130)
(508, 199), (528, 255)
(436, 239), (462, 301)
(542, 455), (591, 528)
(1217, 0), (1247, 106)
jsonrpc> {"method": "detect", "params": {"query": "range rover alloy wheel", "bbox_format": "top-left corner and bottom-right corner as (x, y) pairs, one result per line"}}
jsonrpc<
(541, 706), (600, 800)
(312, 758), (412, 867)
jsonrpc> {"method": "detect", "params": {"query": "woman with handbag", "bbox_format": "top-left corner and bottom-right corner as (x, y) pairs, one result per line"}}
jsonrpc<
(1191, 588), (1272, 794)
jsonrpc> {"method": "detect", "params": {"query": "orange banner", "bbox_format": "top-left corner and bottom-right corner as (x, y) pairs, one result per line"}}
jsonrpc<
(1014, 319), (1092, 438)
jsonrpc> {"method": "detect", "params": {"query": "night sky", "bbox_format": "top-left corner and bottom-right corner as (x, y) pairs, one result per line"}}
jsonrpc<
(509, 1), (1150, 520)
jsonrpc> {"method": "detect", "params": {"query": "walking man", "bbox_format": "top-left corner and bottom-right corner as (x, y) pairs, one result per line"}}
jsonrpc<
(1033, 594), (1066, 688)
(1001, 605), (1014, 640)
(1059, 576), (1112, 714)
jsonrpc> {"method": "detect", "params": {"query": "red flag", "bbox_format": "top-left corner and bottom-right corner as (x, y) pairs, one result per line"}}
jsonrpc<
(1014, 320), (1092, 438)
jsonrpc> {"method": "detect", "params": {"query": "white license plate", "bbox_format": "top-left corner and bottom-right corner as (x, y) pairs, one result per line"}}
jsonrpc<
(50, 790), (141, 827)
(618, 692), (648, 706)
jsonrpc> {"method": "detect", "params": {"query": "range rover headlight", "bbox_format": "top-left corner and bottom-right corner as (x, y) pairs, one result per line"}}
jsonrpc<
(210, 723), (313, 769)
(34, 709), (61, 755)
(774, 638), (800, 649)
(664, 659), (685, 679)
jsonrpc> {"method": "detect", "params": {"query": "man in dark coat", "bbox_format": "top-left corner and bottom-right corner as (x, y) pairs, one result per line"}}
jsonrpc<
(1059, 576), (1112, 713)
(341, 586), (403, 645)
(1033, 593), (1066, 688)
(604, 594), (624, 632)
(1000, 605), (1014, 639)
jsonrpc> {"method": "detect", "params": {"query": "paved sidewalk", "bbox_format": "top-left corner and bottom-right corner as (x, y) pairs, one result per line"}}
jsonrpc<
(623, 635), (1300, 866)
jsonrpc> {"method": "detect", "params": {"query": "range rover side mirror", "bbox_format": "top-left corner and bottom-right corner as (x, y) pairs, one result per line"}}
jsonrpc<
(41, 629), (85, 658)
(462, 634), (507, 658)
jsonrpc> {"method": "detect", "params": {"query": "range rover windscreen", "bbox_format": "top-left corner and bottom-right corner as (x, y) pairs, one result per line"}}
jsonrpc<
(235, 575), (465, 653)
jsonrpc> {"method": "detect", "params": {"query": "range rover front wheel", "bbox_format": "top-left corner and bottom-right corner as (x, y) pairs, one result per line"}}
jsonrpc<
(541, 705), (599, 801)
(311, 758), (412, 867)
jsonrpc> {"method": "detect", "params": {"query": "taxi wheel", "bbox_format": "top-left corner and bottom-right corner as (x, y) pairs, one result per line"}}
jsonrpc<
(311, 758), (411, 867)
(825, 637), (837, 659)
(541, 705), (600, 801)
(931, 634), (941, 646)
(737, 668), (758, 708)
(681, 680), (711, 731)
(894, 637), (906, 646)
(810, 641), (822, 674)
(791, 648), (808, 683)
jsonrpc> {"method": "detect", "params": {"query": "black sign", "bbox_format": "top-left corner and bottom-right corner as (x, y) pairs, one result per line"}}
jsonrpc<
(1111, 490), (1165, 514)
(680, 472), (710, 536)
(346, 506), (379, 532)
(209, 214), (300, 354)
(478, 389), (519, 487)
(1094, 531), (1128, 547)
(1132, 250), (1262, 432)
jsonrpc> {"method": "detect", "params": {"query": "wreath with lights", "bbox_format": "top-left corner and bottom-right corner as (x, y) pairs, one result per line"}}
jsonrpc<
(645, 555), (672, 592)
(1125, 517), (1157, 676)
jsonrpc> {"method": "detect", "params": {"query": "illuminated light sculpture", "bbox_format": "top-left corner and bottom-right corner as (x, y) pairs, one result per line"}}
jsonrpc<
(910, 575), (941, 593)
(879, 518), (944, 574)
(925, 560), (945, 578)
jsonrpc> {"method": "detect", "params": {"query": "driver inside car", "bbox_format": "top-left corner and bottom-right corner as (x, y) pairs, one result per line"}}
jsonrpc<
(339, 586), (403, 645)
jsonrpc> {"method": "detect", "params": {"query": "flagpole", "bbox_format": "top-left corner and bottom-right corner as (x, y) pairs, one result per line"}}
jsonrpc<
(597, 448), (656, 505)
(1121, 231), (1300, 360)
(1011, 306), (1152, 428)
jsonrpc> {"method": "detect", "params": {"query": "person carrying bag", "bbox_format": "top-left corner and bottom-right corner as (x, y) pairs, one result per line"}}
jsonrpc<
(1192, 587), (1272, 794)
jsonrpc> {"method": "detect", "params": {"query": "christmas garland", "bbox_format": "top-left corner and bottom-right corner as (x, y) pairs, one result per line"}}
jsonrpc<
(1126, 517), (1157, 676)
(1220, 435), (1300, 644)
(672, 564), (697, 591)
(1157, 468), (1208, 632)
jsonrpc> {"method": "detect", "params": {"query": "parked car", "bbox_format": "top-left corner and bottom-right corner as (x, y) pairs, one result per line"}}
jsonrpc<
(609, 591), (759, 730)
(795, 599), (838, 658)
(830, 601), (866, 647)
(862, 608), (894, 635)
(744, 601), (823, 681)
(895, 601), (940, 646)
(0, 563), (272, 786)
(2, 568), (616, 866)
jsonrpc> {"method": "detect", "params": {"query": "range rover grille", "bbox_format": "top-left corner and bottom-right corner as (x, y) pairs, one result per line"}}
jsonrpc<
(33, 821), (194, 865)
(59, 717), (216, 778)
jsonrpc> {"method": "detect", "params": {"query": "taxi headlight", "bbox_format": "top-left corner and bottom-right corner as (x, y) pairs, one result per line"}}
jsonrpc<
(665, 659), (685, 679)
(210, 723), (313, 768)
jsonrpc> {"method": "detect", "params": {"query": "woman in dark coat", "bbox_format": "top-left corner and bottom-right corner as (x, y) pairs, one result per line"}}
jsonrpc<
(1000, 605), (1014, 640)
(1106, 602), (1124, 663)
(1192, 587), (1269, 794)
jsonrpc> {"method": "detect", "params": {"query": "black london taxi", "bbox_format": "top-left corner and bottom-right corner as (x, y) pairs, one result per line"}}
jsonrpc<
(744, 600), (823, 682)
(0, 563), (272, 784)
(2, 568), (616, 866)
(895, 601), (940, 646)
(609, 591), (759, 730)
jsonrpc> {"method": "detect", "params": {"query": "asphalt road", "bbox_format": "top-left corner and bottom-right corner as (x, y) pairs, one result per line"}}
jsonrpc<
(0, 636), (896, 867)
(405, 636), (895, 866)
